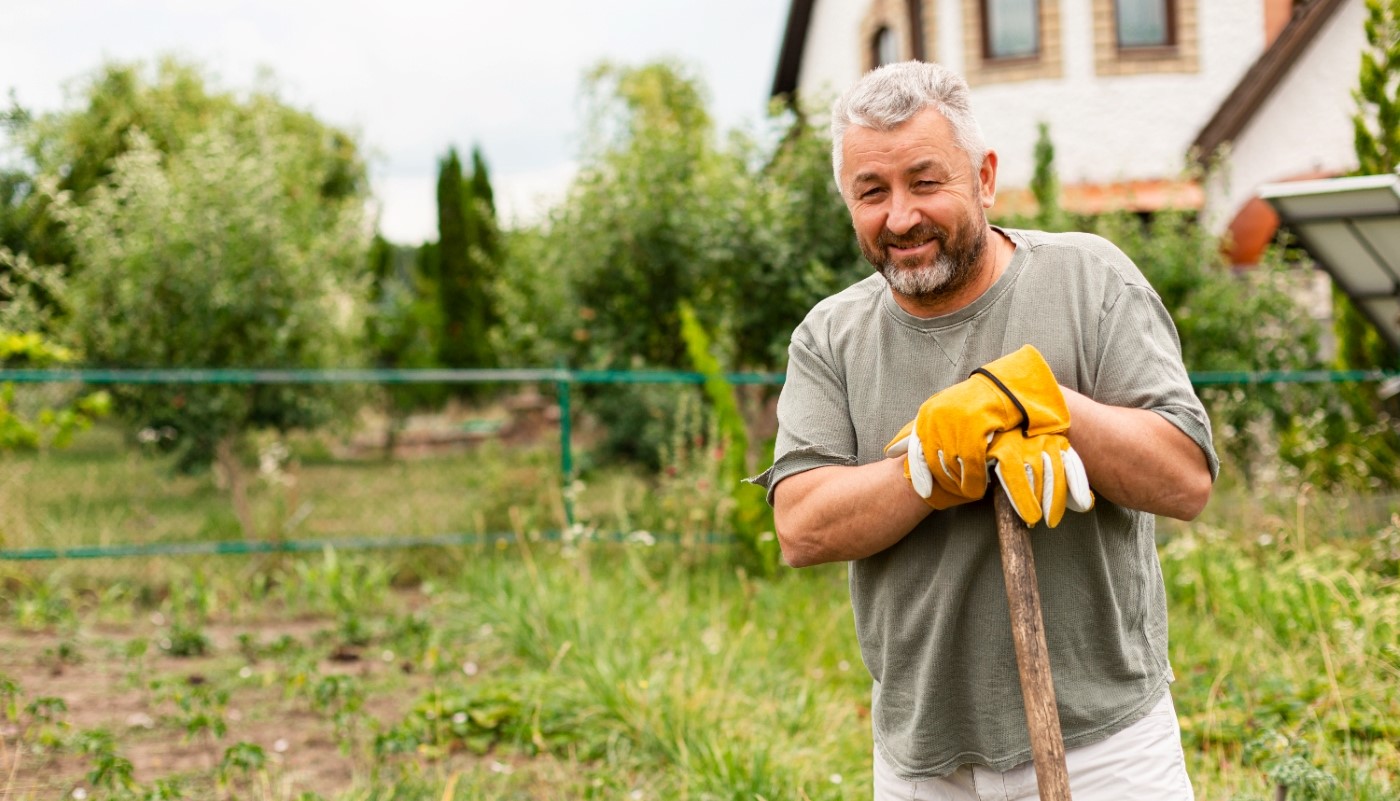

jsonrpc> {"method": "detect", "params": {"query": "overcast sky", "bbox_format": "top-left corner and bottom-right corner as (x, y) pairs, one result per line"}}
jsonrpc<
(1, 0), (791, 243)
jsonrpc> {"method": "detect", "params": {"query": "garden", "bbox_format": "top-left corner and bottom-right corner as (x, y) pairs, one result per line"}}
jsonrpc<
(4, 8), (1400, 796)
(0, 415), (1397, 800)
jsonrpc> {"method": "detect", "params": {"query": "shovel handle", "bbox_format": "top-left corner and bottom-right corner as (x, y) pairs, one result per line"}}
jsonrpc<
(995, 489), (1073, 800)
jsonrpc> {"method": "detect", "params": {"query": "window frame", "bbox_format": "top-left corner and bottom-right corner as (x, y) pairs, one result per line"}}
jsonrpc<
(1114, 0), (1177, 51)
(871, 25), (901, 68)
(980, 0), (1042, 62)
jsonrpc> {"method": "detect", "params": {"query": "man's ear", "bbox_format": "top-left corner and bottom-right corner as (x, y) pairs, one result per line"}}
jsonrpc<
(978, 150), (998, 209)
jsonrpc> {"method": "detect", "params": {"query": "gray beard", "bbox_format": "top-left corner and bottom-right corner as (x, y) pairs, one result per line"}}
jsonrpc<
(883, 253), (963, 298)
(875, 224), (986, 304)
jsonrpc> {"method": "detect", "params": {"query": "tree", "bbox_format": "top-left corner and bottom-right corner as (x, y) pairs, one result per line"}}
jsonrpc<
(433, 145), (497, 381)
(496, 61), (865, 464)
(52, 113), (369, 535)
(1354, 0), (1400, 176)
(464, 145), (499, 360)
(4, 57), (365, 284)
(366, 233), (443, 453)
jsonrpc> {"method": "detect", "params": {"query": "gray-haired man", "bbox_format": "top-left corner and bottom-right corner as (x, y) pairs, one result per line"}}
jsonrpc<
(752, 61), (1217, 800)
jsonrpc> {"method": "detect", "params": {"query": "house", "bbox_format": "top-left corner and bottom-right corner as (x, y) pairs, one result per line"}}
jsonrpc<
(771, 0), (1367, 267)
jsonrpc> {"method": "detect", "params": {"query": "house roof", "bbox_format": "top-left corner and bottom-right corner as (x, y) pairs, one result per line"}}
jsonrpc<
(772, 0), (816, 99)
(1192, 0), (1349, 164)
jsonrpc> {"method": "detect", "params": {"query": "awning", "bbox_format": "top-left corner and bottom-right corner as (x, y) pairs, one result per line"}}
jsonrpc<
(1261, 173), (1400, 355)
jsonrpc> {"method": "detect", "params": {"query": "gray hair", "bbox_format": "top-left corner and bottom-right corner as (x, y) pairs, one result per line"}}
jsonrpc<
(830, 61), (987, 188)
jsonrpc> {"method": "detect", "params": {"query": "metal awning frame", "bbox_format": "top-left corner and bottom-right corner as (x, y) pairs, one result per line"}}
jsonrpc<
(1261, 174), (1400, 356)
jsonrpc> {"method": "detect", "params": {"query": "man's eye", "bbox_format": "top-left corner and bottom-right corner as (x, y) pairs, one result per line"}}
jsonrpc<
(860, 187), (885, 200)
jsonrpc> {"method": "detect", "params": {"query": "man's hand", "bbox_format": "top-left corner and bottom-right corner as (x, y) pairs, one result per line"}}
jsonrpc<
(883, 345), (1071, 505)
(883, 430), (981, 510)
(988, 430), (1095, 527)
(887, 428), (1095, 527)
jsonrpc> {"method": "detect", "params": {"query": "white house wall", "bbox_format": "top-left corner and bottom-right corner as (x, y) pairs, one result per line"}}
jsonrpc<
(970, 1), (1263, 190)
(1207, 0), (1364, 230)
(797, 0), (870, 111)
(796, 0), (1267, 193)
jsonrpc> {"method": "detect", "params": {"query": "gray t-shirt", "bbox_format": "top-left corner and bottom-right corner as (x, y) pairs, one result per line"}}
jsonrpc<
(752, 227), (1218, 780)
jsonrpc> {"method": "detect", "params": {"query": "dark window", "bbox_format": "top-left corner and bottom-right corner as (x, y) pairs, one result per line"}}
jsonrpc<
(873, 25), (900, 67)
(1115, 0), (1174, 48)
(983, 0), (1040, 60)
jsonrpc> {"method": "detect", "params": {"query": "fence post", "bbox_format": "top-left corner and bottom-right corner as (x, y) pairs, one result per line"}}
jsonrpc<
(556, 367), (575, 528)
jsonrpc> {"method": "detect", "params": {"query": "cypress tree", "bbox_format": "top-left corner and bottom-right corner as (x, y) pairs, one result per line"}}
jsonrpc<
(465, 145), (499, 343)
(435, 147), (474, 369)
(434, 144), (499, 385)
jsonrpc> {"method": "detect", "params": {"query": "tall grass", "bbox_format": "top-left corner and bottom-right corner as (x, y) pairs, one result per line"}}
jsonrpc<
(0, 428), (1397, 799)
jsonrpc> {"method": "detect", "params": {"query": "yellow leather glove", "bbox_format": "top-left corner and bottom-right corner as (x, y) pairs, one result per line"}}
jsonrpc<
(884, 421), (981, 510)
(883, 345), (1070, 503)
(988, 430), (1095, 527)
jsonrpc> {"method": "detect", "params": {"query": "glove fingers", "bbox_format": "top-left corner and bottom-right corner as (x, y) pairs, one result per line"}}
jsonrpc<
(993, 456), (1044, 528)
(907, 433), (934, 499)
(1062, 445), (1095, 512)
(1040, 450), (1067, 528)
(935, 450), (987, 500)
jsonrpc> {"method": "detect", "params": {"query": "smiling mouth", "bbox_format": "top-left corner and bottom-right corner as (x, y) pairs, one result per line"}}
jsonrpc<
(889, 239), (935, 253)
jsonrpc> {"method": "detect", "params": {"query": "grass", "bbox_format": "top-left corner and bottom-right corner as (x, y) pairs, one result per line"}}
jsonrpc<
(0, 425), (1397, 799)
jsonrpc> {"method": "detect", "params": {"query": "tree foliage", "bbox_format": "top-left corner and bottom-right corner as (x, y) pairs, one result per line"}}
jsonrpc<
(0, 248), (109, 451)
(495, 61), (864, 464)
(366, 233), (444, 448)
(492, 64), (862, 470)
(3, 57), (365, 280)
(506, 61), (863, 373)
(1354, 0), (1400, 176)
(1340, 0), (1400, 370)
(433, 145), (498, 378)
(51, 112), (369, 474)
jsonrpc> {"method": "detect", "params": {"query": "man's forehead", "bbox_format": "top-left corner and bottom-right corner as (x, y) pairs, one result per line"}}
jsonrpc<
(842, 114), (962, 178)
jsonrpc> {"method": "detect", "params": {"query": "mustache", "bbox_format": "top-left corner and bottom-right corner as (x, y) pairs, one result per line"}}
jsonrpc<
(876, 223), (949, 250)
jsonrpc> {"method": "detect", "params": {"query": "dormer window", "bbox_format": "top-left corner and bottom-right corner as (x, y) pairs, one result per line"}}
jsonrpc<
(1116, 0), (1175, 49)
(983, 0), (1040, 60)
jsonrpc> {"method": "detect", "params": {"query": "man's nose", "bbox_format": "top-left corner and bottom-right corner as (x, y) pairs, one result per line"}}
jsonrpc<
(885, 189), (922, 235)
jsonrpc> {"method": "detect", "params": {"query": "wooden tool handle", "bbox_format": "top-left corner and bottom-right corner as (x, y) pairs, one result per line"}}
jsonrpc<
(994, 489), (1073, 800)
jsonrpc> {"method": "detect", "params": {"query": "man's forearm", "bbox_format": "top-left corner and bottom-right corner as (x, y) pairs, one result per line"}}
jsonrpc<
(773, 459), (932, 567)
(1062, 388), (1212, 520)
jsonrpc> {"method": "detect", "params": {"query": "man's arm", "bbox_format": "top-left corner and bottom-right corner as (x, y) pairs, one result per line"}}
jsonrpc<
(773, 458), (932, 568)
(1062, 387), (1212, 520)
(773, 389), (1213, 567)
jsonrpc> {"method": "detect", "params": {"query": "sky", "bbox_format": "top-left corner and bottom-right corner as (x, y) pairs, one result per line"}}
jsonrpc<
(1, 0), (792, 243)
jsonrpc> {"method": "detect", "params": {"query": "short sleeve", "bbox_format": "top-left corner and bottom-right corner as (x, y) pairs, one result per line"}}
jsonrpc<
(1095, 284), (1220, 480)
(747, 331), (859, 505)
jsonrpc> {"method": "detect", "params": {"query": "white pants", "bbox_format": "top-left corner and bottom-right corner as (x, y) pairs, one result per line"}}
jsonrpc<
(873, 691), (1194, 801)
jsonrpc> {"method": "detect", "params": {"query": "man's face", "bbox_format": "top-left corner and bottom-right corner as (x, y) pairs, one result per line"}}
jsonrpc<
(839, 108), (998, 307)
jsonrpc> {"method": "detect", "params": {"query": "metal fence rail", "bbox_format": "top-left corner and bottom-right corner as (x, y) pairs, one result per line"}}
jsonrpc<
(0, 366), (1391, 385)
(2, 367), (1396, 562)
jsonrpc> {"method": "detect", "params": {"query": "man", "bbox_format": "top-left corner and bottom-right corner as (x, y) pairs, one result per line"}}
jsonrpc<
(750, 61), (1218, 800)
